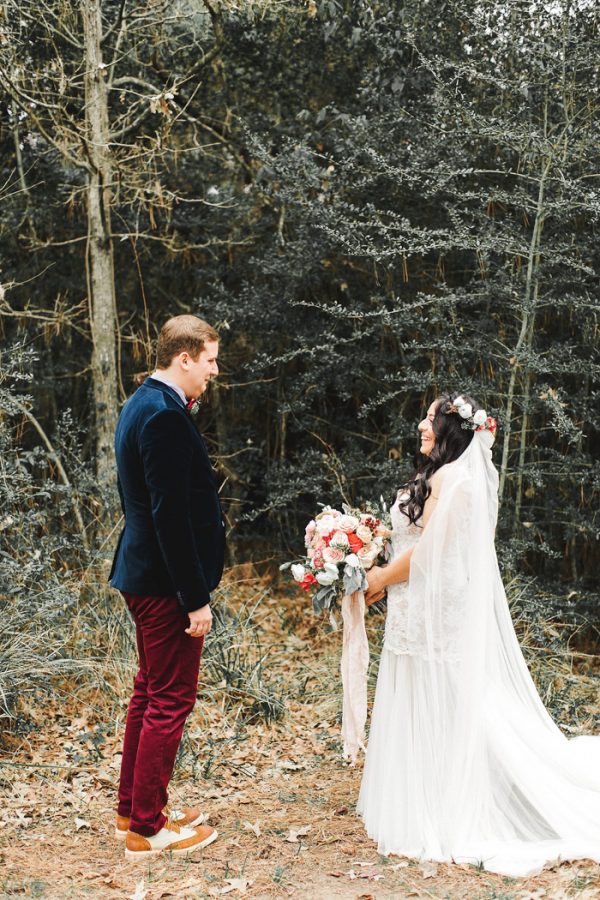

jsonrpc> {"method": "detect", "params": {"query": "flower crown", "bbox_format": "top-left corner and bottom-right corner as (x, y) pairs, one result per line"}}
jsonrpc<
(447, 395), (497, 436)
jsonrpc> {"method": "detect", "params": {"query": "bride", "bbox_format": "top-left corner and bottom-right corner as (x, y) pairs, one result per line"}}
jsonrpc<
(359, 391), (600, 877)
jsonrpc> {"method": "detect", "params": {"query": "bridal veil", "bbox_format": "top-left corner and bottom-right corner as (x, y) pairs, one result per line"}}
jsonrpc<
(358, 430), (600, 876)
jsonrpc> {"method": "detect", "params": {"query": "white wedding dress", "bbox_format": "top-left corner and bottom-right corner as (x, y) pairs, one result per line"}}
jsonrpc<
(358, 432), (600, 877)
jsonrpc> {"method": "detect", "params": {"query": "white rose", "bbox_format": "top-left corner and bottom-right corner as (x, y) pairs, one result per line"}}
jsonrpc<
(315, 515), (336, 535)
(337, 514), (360, 533)
(291, 564), (306, 582)
(458, 402), (473, 419)
(355, 525), (373, 544)
(473, 409), (487, 426)
(453, 395), (466, 407)
(330, 530), (350, 548)
(344, 553), (360, 568)
(315, 562), (340, 586)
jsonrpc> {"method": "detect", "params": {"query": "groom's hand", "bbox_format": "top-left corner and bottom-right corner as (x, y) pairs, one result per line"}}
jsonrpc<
(186, 604), (212, 638)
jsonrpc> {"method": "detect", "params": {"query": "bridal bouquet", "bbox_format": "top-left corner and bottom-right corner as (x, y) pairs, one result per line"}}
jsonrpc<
(283, 505), (392, 616)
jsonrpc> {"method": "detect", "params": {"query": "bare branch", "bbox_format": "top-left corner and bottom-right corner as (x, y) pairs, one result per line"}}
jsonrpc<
(11, 399), (89, 550)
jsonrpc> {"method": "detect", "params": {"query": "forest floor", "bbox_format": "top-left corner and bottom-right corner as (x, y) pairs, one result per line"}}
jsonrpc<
(2, 569), (600, 900)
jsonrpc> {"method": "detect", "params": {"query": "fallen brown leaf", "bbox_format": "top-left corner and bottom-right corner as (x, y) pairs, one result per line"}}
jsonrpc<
(218, 877), (252, 895)
(243, 819), (261, 838)
(420, 860), (438, 879)
(284, 824), (311, 843)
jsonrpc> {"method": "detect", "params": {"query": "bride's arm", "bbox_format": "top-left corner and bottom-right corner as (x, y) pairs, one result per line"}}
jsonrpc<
(365, 470), (444, 603)
(365, 546), (413, 602)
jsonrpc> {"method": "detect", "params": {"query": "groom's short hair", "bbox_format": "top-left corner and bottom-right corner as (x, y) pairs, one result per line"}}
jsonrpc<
(156, 315), (219, 369)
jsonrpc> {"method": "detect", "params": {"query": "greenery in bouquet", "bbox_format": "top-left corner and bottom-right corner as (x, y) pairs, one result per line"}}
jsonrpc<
(282, 504), (392, 616)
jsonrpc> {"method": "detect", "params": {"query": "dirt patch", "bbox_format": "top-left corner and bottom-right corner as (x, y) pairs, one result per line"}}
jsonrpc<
(2, 574), (599, 899)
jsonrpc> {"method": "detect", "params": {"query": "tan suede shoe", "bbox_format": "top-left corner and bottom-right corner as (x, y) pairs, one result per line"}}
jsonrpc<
(115, 806), (205, 840)
(125, 820), (218, 859)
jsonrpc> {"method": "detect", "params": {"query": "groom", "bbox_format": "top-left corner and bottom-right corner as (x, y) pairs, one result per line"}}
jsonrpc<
(109, 314), (226, 859)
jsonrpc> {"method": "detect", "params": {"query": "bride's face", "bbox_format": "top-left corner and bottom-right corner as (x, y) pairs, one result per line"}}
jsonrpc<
(418, 401), (438, 456)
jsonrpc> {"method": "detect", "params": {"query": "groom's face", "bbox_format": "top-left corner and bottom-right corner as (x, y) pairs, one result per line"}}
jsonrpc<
(183, 340), (219, 398)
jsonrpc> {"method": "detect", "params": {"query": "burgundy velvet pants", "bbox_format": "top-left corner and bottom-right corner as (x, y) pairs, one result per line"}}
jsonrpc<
(117, 592), (204, 836)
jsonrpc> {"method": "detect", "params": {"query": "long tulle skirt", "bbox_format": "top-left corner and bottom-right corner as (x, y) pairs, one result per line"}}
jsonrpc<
(358, 649), (600, 877)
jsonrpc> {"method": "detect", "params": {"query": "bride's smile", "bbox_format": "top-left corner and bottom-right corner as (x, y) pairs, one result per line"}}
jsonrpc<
(418, 402), (437, 456)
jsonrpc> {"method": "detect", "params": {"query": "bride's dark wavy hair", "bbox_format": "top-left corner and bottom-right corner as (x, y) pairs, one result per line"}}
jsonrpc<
(399, 391), (482, 525)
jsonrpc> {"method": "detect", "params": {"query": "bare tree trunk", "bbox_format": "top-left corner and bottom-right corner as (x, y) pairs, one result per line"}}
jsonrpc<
(498, 154), (551, 508)
(82, 0), (118, 495)
(211, 382), (241, 564)
(11, 100), (37, 238)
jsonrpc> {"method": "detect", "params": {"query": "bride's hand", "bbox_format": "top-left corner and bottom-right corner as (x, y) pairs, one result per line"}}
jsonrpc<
(365, 566), (387, 606)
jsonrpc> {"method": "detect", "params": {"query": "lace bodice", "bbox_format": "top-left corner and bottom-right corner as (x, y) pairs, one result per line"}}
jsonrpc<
(383, 492), (421, 654)
(383, 477), (472, 661)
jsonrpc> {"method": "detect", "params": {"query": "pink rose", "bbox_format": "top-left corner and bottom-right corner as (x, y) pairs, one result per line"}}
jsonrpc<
(312, 550), (325, 569)
(337, 514), (360, 533)
(323, 546), (344, 564)
(305, 521), (316, 546)
(355, 525), (373, 544)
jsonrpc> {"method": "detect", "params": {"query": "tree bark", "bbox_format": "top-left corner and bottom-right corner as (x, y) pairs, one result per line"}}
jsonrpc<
(498, 155), (551, 508)
(82, 0), (118, 496)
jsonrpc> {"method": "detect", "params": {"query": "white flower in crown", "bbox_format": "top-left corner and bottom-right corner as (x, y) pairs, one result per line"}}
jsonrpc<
(452, 396), (474, 419)
(450, 395), (491, 432)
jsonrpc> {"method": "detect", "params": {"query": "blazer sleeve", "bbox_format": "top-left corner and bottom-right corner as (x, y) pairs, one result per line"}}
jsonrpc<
(139, 408), (211, 612)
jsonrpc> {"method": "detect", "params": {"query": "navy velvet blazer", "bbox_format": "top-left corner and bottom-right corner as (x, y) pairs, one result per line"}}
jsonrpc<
(109, 377), (226, 612)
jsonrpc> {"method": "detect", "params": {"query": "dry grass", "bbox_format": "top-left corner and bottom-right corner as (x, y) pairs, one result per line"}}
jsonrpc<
(1, 568), (600, 899)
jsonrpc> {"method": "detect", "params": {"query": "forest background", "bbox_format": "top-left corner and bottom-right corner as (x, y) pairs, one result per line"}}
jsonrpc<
(1, 2), (600, 893)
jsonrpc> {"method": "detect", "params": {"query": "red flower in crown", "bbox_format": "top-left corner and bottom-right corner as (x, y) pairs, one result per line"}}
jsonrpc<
(476, 415), (497, 434)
